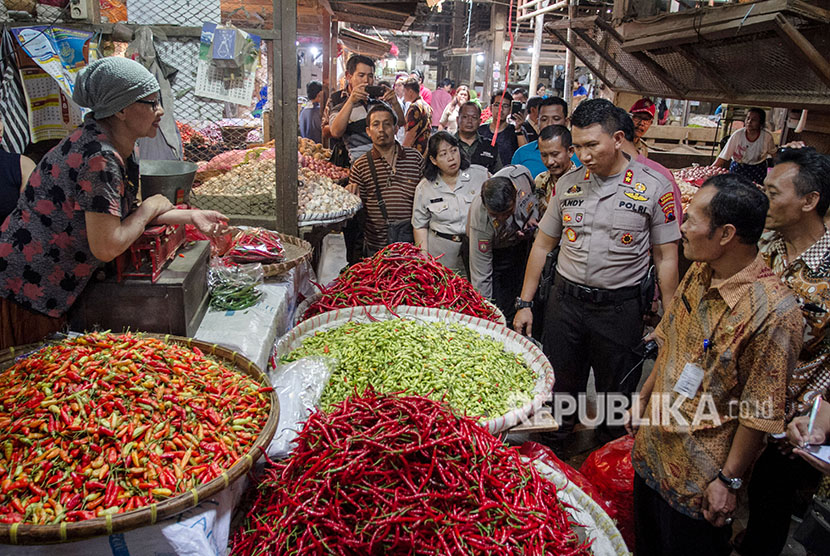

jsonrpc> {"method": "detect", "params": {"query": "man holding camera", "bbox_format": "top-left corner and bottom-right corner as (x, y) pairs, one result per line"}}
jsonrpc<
(324, 54), (404, 163)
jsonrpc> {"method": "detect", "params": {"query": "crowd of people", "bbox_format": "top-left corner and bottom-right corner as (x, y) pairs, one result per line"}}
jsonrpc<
(1, 49), (829, 555)
(316, 53), (830, 555)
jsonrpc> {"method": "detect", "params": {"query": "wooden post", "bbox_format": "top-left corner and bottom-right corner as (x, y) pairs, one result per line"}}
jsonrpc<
(484, 3), (506, 101)
(529, 0), (547, 97)
(563, 0), (575, 112)
(271, 0), (298, 235)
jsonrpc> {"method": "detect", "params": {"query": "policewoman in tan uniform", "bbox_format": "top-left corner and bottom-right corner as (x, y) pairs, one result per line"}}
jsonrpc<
(412, 132), (489, 277)
(514, 99), (680, 438)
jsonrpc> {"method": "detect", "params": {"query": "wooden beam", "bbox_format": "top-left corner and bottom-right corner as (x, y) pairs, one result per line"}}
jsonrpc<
(272, 0), (298, 235)
(773, 13), (830, 89)
(401, 14), (417, 32)
(548, 28), (617, 91)
(332, 12), (406, 28)
(572, 28), (646, 91)
(623, 13), (780, 52)
(675, 44), (737, 98)
(318, 0), (334, 16)
(629, 51), (686, 98)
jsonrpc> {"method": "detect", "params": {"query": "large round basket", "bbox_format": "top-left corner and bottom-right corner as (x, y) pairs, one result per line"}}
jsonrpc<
(261, 233), (312, 278)
(293, 291), (507, 327)
(276, 305), (553, 433)
(0, 334), (279, 545)
(532, 458), (630, 556)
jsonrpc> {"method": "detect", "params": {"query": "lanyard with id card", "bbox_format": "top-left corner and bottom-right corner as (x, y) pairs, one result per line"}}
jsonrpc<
(674, 338), (712, 399)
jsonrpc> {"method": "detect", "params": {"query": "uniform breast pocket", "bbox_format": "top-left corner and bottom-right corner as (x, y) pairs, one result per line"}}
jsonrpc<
(609, 210), (648, 253)
(428, 201), (449, 218)
(561, 210), (585, 249)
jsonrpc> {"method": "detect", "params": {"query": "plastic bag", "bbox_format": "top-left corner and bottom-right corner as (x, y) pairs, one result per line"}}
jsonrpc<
(185, 224), (235, 257)
(226, 228), (285, 264)
(208, 260), (264, 311)
(266, 357), (335, 459)
(518, 442), (617, 522)
(579, 435), (636, 550)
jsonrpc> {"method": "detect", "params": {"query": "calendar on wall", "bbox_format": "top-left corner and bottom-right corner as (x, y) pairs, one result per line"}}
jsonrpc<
(194, 22), (260, 105)
(10, 26), (97, 142)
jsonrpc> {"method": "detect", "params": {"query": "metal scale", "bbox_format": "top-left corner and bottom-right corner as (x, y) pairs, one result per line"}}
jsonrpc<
(69, 161), (211, 336)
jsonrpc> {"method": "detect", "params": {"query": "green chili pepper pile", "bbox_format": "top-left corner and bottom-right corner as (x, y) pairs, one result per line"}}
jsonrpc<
(230, 390), (592, 556)
(210, 283), (263, 311)
(0, 332), (271, 525)
(282, 319), (537, 419)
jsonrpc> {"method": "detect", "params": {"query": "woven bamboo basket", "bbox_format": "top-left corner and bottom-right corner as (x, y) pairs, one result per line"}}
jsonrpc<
(0, 334), (279, 545)
(294, 291), (507, 327)
(276, 305), (554, 433)
(261, 233), (312, 278)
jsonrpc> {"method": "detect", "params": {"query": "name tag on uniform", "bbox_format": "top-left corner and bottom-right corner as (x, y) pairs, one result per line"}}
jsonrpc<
(673, 362), (704, 399)
(429, 198), (444, 203)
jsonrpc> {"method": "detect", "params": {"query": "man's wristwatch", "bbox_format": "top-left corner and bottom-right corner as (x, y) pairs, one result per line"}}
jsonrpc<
(514, 298), (533, 310)
(716, 470), (742, 490)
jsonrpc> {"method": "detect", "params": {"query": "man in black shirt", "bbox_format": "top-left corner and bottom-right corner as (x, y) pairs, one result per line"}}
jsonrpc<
(520, 96), (543, 144)
(455, 102), (501, 174)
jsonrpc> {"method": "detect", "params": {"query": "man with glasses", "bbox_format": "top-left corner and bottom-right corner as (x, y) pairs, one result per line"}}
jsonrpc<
(629, 98), (656, 158)
(511, 96), (571, 178)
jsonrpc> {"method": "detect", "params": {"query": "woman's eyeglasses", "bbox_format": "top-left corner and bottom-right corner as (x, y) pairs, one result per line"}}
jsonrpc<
(135, 98), (161, 110)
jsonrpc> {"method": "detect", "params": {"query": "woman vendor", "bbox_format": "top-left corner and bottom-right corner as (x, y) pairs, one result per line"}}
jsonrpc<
(0, 57), (228, 349)
(714, 107), (776, 183)
(412, 132), (489, 278)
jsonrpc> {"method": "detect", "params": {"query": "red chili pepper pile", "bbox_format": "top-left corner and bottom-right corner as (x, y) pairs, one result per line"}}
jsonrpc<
(0, 332), (271, 525)
(226, 228), (285, 264)
(230, 390), (591, 556)
(303, 242), (501, 322)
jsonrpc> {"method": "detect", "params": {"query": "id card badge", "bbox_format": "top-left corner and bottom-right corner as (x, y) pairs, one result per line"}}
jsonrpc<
(673, 362), (705, 399)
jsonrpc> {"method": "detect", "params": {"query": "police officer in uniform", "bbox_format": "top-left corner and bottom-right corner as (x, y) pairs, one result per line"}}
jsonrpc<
(513, 99), (680, 438)
(468, 165), (538, 323)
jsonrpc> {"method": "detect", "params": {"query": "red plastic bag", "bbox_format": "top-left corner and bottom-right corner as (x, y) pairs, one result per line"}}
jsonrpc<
(579, 435), (635, 549)
(185, 225), (234, 258)
(518, 442), (617, 522)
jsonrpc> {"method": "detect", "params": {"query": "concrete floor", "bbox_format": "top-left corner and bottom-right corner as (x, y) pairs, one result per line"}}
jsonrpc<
(314, 232), (810, 556)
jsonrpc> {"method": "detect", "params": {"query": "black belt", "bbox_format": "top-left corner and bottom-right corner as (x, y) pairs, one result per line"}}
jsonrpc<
(431, 229), (464, 243)
(557, 273), (640, 304)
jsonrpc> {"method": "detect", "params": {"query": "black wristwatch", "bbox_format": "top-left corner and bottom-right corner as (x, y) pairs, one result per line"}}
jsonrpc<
(515, 297), (533, 310)
(717, 469), (742, 490)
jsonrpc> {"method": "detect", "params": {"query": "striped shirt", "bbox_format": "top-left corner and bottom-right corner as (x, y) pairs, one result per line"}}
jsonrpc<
(349, 144), (424, 253)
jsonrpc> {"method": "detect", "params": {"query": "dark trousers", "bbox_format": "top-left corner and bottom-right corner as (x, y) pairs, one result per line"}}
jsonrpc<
(541, 273), (644, 434)
(737, 442), (822, 556)
(634, 473), (733, 556)
(491, 241), (531, 325)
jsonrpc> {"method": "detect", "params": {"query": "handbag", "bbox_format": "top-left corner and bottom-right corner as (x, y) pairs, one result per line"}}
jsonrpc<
(329, 140), (350, 169)
(794, 495), (830, 553)
(366, 153), (414, 246)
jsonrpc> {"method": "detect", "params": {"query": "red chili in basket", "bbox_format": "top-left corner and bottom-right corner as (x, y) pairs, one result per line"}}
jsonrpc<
(302, 242), (501, 323)
(230, 390), (592, 556)
(0, 332), (271, 525)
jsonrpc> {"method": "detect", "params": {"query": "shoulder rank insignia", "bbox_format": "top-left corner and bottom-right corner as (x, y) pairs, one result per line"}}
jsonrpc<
(624, 169), (634, 184)
(584, 169), (591, 181)
(624, 191), (648, 202)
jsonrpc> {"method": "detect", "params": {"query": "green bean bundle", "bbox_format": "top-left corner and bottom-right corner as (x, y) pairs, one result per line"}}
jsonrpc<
(282, 319), (537, 418)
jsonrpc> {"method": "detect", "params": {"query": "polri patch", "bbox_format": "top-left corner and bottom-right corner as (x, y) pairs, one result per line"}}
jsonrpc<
(478, 239), (490, 253)
(575, 213), (583, 223)
(635, 182), (647, 193)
